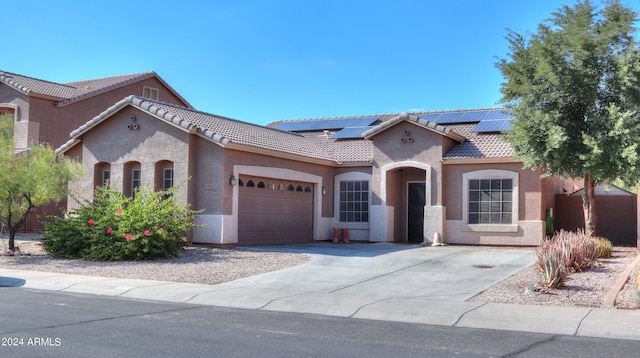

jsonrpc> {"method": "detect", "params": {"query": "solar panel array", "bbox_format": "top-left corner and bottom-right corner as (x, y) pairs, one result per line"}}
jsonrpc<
(471, 119), (512, 132)
(274, 109), (513, 139)
(274, 117), (378, 132)
(330, 126), (375, 139)
(418, 109), (510, 124)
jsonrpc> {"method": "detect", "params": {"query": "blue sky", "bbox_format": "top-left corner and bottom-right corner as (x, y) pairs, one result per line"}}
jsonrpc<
(4, 0), (633, 125)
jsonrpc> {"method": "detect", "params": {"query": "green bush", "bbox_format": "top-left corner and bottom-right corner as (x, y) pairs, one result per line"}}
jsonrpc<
(43, 185), (200, 261)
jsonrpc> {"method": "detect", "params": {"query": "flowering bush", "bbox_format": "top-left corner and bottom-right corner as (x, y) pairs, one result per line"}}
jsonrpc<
(43, 185), (199, 261)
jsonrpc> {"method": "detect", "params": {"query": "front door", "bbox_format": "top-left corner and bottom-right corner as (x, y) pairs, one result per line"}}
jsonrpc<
(407, 182), (426, 243)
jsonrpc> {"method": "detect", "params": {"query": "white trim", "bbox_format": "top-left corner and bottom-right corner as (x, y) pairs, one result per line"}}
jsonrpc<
(334, 172), (372, 230)
(461, 169), (519, 233)
(232, 165), (324, 243)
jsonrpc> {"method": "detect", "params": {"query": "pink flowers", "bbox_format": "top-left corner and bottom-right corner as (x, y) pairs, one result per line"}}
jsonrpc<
(107, 227), (113, 234)
(88, 219), (94, 225)
(115, 209), (122, 215)
(144, 230), (150, 236)
(124, 234), (133, 240)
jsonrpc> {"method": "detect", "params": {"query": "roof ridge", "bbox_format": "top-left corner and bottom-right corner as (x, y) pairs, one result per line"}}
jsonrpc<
(63, 71), (156, 84)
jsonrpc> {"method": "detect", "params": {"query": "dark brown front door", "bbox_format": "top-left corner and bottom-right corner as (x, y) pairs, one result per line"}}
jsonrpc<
(407, 182), (425, 243)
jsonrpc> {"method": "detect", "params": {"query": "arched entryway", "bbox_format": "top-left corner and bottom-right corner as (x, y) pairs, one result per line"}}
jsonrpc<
(385, 166), (427, 242)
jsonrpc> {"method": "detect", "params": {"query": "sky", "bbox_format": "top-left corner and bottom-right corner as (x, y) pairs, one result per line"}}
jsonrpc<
(3, 0), (636, 125)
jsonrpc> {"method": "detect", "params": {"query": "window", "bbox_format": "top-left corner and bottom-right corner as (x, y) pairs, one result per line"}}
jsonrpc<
(142, 86), (159, 100)
(163, 168), (174, 191)
(462, 169), (519, 232)
(102, 170), (111, 187)
(132, 168), (141, 196)
(468, 179), (512, 224)
(339, 180), (369, 222)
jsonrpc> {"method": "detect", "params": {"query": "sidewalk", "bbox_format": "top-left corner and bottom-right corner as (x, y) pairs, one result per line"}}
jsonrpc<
(1, 244), (639, 342)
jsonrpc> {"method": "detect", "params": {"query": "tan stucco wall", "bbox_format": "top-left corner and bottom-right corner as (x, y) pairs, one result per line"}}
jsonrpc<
(68, 108), (191, 208)
(6, 77), (189, 150)
(443, 162), (544, 245)
(370, 121), (449, 206)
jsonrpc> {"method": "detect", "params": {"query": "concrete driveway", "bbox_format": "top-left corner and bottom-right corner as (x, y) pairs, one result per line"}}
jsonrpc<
(189, 243), (536, 319)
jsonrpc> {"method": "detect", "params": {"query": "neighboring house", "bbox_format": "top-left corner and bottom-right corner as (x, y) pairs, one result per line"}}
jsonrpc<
(0, 70), (191, 150)
(56, 95), (574, 246)
(0, 70), (192, 231)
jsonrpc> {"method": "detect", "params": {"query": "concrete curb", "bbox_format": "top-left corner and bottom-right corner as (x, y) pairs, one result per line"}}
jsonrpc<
(603, 254), (640, 308)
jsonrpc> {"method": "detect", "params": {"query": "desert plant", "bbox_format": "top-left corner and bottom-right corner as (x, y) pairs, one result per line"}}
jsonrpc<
(593, 237), (613, 258)
(536, 240), (568, 288)
(43, 184), (200, 261)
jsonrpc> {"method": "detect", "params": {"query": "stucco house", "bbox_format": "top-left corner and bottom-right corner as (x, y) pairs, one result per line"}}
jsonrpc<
(55, 95), (575, 246)
(0, 70), (191, 150)
(0, 70), (192, 231)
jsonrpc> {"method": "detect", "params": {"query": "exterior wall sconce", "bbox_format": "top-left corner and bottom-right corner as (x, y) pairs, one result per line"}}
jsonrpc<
(229, 175), (236, 186)
(322, 186), (327, 195)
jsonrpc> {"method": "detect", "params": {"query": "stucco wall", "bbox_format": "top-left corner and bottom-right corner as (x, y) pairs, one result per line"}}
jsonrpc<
(69, 108), (191, 208)
(443, 162), (544, 245)
(29, 77), (189, 149)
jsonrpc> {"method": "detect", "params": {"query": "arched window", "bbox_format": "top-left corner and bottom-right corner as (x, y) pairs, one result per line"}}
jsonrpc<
(257, 181), (265, 188)
(93, 162), (111, 189)
(155, 160), (174, 192)
(238, 179), (244, 187)
(287, 184), (294, 191)
(296, 185), (303, 192)
(304, 186), (312, 193)
(247, 180), (255, 188)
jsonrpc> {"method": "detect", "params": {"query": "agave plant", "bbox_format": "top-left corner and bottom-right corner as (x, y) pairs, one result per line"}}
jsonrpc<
(536, 240), (568, 288)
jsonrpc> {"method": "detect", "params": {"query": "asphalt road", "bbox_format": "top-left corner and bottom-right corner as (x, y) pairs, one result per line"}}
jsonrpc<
(1, 288), (639, 357)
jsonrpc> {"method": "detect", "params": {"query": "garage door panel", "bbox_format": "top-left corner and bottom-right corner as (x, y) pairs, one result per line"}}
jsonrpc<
(238, 177), (313, 245)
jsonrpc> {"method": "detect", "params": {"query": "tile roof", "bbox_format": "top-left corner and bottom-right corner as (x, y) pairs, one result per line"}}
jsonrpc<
(57, 96), (368, 164)
(56, 96), (513, 164)
(0, 70), (192, 108)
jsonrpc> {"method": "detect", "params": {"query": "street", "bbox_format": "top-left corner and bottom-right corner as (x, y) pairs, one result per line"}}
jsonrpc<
(1, 288), (639, 357)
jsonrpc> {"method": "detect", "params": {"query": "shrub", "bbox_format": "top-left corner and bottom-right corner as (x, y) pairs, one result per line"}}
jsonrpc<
(593, 237), (613, 258)
(536, 239), (568, 288)
(550, 229), (597, 272)
(43, 184), (200, 261)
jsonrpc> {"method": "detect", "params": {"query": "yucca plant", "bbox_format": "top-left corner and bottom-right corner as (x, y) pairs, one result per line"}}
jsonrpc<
(536, 241), (568, 288)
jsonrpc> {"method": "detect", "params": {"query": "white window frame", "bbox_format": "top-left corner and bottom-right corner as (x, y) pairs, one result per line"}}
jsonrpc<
(163, 168), (174, 191)
(334, 172), (371, 229)
(131, 168), (141, 196)
(142, 86), (159, 100)
(461, 169), (519, 232)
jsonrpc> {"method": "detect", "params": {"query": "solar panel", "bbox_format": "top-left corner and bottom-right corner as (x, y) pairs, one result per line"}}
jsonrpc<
(330, 126), (374, 139)
(274, 117), (378, 132)
(472, 119), (512, 132)
(419, 109), (511, 125)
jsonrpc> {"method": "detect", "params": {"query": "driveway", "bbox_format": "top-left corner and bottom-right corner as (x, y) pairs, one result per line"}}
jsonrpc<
(190, 243), (536, 318)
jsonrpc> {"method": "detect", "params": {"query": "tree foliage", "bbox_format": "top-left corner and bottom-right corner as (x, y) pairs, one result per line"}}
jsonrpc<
(497, 0), (640, 235)
(0, 115), (82, 251)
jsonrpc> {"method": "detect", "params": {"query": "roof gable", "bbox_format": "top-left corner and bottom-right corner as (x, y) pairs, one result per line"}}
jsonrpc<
(0, 70), (192, 108)
(362, 113), (466, 142)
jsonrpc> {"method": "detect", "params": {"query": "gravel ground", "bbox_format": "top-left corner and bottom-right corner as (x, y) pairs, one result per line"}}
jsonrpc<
(2, 238), (639, 310)
(0, 240), (310, 285)
(469, 246), (640, 309)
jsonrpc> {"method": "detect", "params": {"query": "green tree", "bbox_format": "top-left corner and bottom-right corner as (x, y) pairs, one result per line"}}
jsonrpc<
(0, 115), (82, 251)
(497, 0), (640, 235)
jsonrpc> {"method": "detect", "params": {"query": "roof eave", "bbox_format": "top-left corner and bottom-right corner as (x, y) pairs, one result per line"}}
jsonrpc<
(442, 156), (516, 165)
